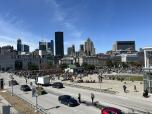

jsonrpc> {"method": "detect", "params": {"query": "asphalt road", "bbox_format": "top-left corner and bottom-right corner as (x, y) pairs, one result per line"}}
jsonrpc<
(1, 72), (152, 113)
(0, 73), (100, 114)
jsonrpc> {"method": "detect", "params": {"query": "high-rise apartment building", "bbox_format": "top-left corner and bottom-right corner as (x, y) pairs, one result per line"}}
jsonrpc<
(17, 39), (22, 52)
(67, 45), (75, 56)
(22, 44), (29, 52)
(113, 41), (135, 52)
(39, 41), (47, 51)
(84, 38), (95, 56)
(47, 40), (54, 55)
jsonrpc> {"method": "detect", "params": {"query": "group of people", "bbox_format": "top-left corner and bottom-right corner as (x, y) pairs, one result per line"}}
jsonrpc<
(78, 93), (95, 104)
(123, 84), (137, 93)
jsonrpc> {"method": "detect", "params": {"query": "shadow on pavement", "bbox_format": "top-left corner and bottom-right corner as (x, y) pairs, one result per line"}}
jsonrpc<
(45, 106), (61, 110)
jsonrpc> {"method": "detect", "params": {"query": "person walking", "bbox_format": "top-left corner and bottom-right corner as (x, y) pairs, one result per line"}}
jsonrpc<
(123, 85), (127, 93)
(78, 93), (81, 103)
(134, 85), (137, 92)
(91, 93), (95, 104)
(30, 82), (33, 86)
(25, 78), (27, 85)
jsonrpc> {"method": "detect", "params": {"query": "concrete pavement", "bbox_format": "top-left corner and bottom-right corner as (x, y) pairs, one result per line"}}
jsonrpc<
(1, 72), (152, 114)
(1, 73), (100, 114)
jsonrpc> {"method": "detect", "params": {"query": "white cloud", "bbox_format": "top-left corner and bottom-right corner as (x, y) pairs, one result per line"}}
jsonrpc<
(0, 0), (85, 53)
(48, 0), (85, 53)
(0, 16), (39, 51)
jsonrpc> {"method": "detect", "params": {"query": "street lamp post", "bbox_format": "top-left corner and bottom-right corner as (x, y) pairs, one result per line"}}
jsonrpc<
(32, 86), (38, 112)
(35, 94), (38, 112)
(10, 74), (14, 96)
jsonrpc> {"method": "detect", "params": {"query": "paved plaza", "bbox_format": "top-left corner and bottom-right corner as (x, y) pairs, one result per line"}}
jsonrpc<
(63, 74), (152, 102)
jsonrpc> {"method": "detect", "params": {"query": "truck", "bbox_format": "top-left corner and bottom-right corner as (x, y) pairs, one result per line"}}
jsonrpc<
(36, 76), (50, 86)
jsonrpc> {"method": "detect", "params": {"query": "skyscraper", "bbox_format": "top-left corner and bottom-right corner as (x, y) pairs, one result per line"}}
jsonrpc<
(55, 32), (64, 57)
(80, 44), (84, 52)
(67, 45), (75, 56)
(39, 41), (47, 51)
(22, 44), (29, 52)
(79, 44), (85, 56)
(84, 38), (95, 56)
(67, 47), (73, 56)
(72, 45), (75, 54)
(47, 40), (54, 55)
(114, 41), (135, 51)
(17, 39), (22, 52)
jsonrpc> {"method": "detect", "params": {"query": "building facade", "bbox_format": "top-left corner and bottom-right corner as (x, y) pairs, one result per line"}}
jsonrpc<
(143, 47), (152, 93)
(17, 39), (22, 52)
(67, 45), (75, 57)
(59, 57), (75, 65)
(77, 56), (101, 66)
(79, 44), (85, 56)
(121, 54), (138, 63)
(113, 41), (135, 52)
(84, 38), (95, 56)
(47, 40), (54, 55)
(39, 41), (47, 51)
(55, 32), (64, 57)
(22, 44), (30, 52)
(0, 52), (47, 71)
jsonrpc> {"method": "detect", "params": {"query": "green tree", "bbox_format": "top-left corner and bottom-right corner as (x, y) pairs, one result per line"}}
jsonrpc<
(106, 60), (113, 68)
(128, 62), (142, 67)
(87, 64), (95, 71)
(28, 63), (39, 70)
(121, 62), (128, 68)
(75, 62), (80, 67)
(59, 63), (68, 70)
(82, 63), (95, 71)
(82, 62), (88, 70)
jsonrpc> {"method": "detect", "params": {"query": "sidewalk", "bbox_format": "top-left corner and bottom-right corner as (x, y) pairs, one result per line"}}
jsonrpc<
(62, 74), (152, 103)
(0, 90), (42, 114)
(0, 92), (18, 114)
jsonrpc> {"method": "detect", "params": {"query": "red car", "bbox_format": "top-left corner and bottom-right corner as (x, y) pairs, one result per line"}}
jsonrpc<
(101, 107), (123, 114)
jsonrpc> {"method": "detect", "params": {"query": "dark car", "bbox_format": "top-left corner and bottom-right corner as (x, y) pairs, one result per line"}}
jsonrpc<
(58, 95), (79, 107)
(20, 85), (31, 91)
(52, 82), (64, 88)
(101, 107), (123, 114)
(9, 80), (19, 86)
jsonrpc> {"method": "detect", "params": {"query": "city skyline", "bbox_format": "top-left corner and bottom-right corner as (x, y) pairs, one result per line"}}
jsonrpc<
(0, 0), (152, 53)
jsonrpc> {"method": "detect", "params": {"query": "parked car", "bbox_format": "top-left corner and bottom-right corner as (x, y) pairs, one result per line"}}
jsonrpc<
(58, 95), (79, 107)
(101, 107), (123, 114)
(9, 80), (19, 86)
(52, 82), (63, 88)
(20, 85), (31, 91)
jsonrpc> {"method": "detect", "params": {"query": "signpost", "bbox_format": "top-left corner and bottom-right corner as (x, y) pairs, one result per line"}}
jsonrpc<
(10, 74), (14, 96)
(32, 86), (38, 112)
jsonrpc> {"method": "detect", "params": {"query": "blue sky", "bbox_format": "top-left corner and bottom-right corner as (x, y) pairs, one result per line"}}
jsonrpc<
(0, 0), (152, 53)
